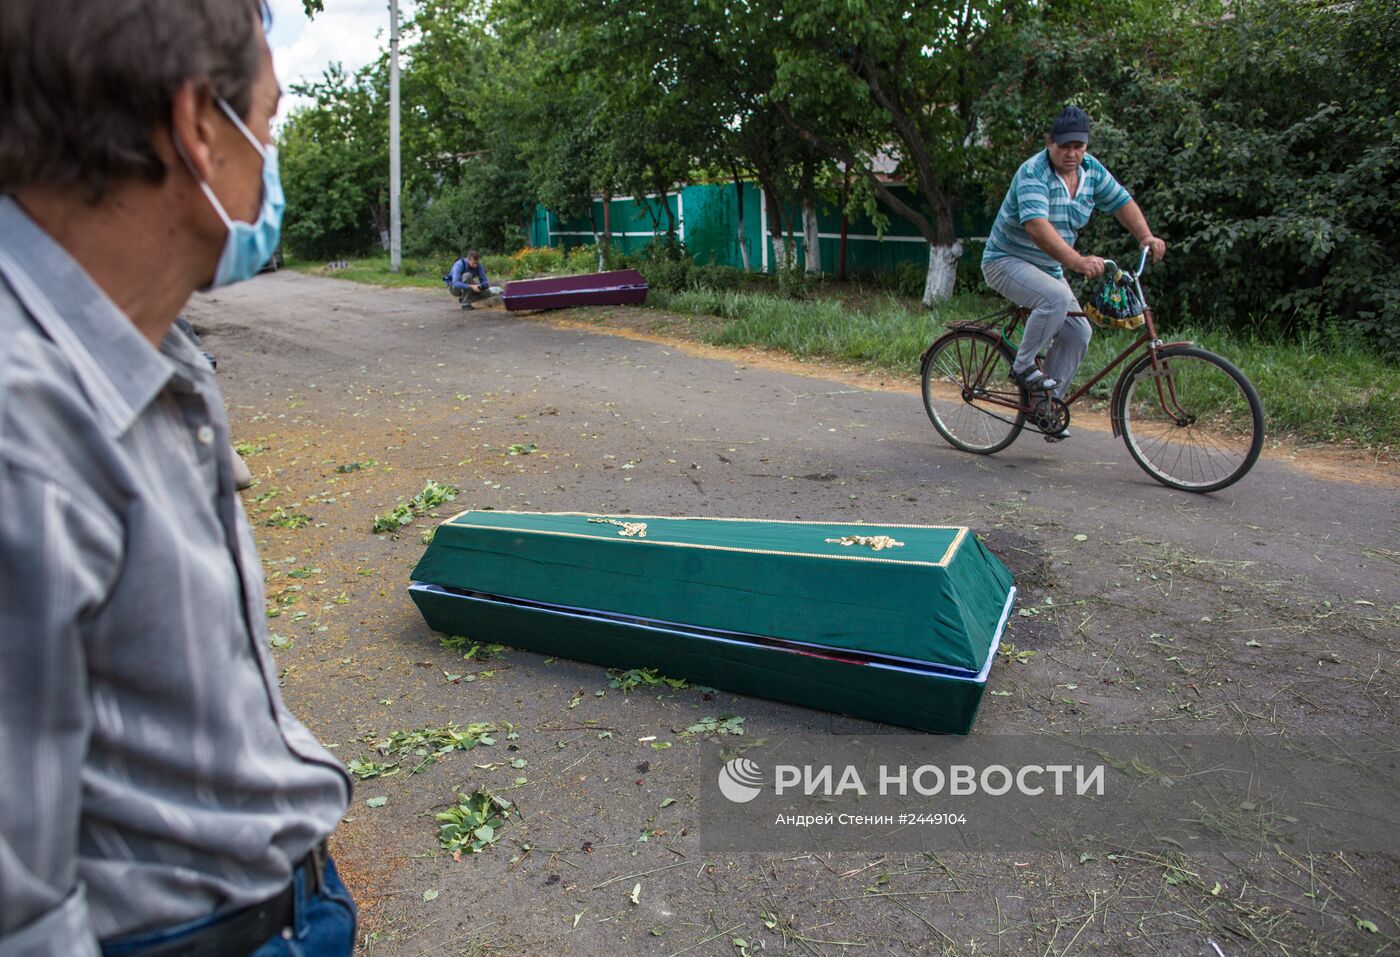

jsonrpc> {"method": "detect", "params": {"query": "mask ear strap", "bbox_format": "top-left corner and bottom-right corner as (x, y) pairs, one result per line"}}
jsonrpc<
(172, 129), (235, 231)
(217, 98), (269, 157)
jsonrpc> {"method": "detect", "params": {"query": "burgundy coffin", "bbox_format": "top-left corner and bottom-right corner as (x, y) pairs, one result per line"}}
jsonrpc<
(501, 269), (649, 311)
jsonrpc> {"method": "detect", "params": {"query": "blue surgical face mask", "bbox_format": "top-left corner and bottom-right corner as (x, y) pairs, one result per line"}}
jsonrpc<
(178, 98), (285, 287)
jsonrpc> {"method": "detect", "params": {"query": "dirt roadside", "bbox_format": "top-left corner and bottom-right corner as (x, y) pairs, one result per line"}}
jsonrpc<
(186, 273), (1400, 957)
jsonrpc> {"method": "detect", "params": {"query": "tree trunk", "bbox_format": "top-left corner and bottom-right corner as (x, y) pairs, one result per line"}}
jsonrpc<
(733, 170), (750, 272)
(800, 156), (820, 275)
(837, 168), (850, 281)
(802, 198), (821, 275)
(660, 185), (677, 245)
(761, 182), (788, 273)
(600, 191), (612, 271)
(922, 241), (964, 305)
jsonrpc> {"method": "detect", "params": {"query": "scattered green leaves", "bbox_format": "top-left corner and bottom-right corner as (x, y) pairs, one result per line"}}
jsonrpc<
(335, 460), (377, 473)
(372, 480), (460, 534)
(346, 757), (400, 780)
(507, 443), (539, 456)
(436, 788), (514, 857)
(683, 715), (746, 737)
(609, 668), (688, 693)
(379, 722), (497, 760)
(264, 508), (313, 529)
(998, 643), (1037, 664)
(365, 796), (388, 808)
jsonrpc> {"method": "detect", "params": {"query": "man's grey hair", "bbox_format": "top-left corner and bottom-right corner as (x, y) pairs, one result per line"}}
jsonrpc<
(0, 0), (270, 201)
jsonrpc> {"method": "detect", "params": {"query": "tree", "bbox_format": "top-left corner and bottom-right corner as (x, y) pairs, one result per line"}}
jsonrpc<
(771, 0), (1030, 303)
(988, 0), (1399, 349)
(280, 63), (387, 259)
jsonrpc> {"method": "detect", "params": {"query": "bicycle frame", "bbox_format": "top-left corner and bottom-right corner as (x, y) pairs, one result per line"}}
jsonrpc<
(967, 246), (1194, 437)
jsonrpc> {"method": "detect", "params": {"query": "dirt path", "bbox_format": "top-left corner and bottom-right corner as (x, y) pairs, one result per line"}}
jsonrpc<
(184, 273), (1400, 956)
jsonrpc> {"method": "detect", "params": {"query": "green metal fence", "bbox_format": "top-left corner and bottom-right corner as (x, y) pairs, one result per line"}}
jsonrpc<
(529, 182), (993, 276)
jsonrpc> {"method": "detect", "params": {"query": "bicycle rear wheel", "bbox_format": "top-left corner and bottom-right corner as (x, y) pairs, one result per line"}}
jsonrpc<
(921, 330), (1027, 454)
(1116, 345), (1264, 492)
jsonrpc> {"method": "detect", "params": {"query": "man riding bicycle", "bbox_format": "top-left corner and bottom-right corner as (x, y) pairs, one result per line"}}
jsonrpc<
(981, 106), (1167, 426)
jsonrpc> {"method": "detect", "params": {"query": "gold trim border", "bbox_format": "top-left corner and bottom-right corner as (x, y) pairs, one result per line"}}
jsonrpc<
(436, 509), (969, 567)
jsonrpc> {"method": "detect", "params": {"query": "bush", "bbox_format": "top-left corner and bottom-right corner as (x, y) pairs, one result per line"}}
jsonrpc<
(566, 244), (599, 273)
(509, 246), (566, 277)
(988, 0), (1400, 355)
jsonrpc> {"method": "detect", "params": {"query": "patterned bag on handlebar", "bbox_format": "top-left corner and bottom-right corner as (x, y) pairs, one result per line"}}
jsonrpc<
(1084, 268), (1146, 330)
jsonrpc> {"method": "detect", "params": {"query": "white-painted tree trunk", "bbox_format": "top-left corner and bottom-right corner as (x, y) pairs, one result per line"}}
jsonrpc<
(591, 229), (605, 271)
(737, 218), (750, 271)
(922, 241), (964, 305)
(802, 200), (821, 275)
(769, 237), (789, 272)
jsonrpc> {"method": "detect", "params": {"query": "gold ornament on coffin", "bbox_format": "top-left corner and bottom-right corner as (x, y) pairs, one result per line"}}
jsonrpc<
(825, 534), (905, 551)
(588, 518), (649, 538)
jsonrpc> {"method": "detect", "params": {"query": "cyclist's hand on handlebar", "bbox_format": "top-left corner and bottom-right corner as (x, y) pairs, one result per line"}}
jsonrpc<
(1074, 255), (1106, 278)
(1144, 236), (1166, 264)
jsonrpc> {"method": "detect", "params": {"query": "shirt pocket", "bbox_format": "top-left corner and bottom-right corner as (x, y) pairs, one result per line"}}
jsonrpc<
(1067, 199), (1092, 231)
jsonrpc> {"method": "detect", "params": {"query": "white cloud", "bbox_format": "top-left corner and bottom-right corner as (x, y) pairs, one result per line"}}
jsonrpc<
(267, 0), (417, 124)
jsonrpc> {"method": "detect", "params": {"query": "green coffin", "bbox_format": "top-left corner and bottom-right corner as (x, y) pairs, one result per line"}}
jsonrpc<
(409, 511), (1016, 733)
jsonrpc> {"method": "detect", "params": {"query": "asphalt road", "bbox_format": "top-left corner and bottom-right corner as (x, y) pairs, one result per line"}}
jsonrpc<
(184, 271), (1400, 956)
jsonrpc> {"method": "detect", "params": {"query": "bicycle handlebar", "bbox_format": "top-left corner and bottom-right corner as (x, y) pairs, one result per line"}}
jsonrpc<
(1101, 245), (1153, 281)
(1096, 246), (1154, 311)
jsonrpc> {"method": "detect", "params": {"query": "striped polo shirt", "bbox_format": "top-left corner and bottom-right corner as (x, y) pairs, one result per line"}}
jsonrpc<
(982, 150), (1131, 278)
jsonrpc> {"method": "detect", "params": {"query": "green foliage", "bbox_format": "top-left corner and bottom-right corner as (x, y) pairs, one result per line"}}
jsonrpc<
(436, 789), (514, 856)
(989, 0), (1400, 352)
(378, 722), (497, 757)
(682, 715), (745, 737)
(371, 480), (459, 534)
(263, 508), (312, 529)
(608, 668), (688, 693)
(346, 757), (400, 780)
(279, 64), (385, 260)
(405, 148), (533, 257)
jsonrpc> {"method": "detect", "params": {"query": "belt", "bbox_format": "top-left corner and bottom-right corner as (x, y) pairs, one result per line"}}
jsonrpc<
(100, 841), (328, 957)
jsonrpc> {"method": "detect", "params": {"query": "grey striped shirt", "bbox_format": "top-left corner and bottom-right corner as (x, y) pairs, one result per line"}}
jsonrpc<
(0, 197), (350, 956)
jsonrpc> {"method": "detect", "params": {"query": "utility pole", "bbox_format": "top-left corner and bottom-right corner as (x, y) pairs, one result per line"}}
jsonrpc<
(388, 0), (402, 272)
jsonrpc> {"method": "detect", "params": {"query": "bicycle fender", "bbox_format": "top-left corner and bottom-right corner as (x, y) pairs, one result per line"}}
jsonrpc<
(1108, 340), (1196, 438)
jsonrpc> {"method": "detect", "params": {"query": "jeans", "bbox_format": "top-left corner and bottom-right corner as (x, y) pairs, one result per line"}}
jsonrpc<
(982, 256), (1091, 399)
(100, 856), (356, 957)
(451, 284), (502, 303)
(250, 857), (356, 957)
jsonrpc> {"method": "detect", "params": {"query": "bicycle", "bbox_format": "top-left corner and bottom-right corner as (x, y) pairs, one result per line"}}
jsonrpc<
(919, 247), (1264, 493)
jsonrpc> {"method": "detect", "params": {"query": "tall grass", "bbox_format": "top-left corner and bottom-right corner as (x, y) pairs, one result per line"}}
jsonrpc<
(651, 287), (1399, 447)
(283, 255), (1397, 448)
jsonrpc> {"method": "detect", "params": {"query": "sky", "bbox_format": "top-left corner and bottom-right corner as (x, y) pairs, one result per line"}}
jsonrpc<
(266, 0), (416, 125)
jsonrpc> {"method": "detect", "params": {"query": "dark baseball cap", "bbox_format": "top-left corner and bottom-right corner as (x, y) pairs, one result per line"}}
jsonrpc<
(1050, 106), (1091, 145)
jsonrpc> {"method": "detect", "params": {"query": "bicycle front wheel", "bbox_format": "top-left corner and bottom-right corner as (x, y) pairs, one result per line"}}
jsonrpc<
(921, 330), (1026, 454)
(1116, 345), (1264, 492)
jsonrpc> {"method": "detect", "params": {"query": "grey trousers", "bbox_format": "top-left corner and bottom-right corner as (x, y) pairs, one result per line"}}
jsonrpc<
(982, 257), (1091, 399)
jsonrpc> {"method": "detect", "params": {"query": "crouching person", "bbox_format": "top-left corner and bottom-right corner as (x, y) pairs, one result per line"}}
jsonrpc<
(444, 250), (502, 309)
(0, 1), (355, 955)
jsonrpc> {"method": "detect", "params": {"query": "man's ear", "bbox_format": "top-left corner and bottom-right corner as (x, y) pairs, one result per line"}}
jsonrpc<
(168, 82), (220, 182)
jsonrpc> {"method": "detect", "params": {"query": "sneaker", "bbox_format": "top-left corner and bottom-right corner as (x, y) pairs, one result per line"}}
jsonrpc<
(1044, 428), (1071, 443)
(461, 302), (475, 310)
(1010, 367), (1059, 393)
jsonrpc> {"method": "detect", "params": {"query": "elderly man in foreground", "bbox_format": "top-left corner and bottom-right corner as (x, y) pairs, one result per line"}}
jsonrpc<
(0, 2), (354, 955)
